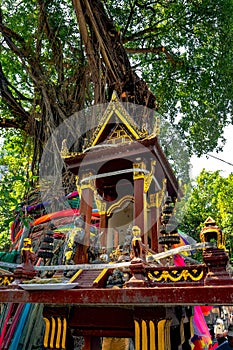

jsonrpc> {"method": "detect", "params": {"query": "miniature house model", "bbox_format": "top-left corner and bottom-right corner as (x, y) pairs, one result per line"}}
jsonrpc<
(1, 92), (233, 350)
(61, 91), (180, 259)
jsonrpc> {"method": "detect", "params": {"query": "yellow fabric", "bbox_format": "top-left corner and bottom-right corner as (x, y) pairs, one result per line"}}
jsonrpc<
(56, 317), (62, 349)
(134, 320), (140, 350)
(61, 318), (67, 349)
(149, 320), (156, 350)
(158, 319), (166, 350)
(43, 317), (50, 348)
(142, 320), (148, 350)
(102, 337), (129, 350)
(50, 317), (56, 349)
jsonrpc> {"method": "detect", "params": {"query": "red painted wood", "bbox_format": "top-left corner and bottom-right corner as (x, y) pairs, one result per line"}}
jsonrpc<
(99, 213), (107, 247)
(1, 285), (233, 305)
(150, 206), (159, 252)
(134, 177), (145, 238)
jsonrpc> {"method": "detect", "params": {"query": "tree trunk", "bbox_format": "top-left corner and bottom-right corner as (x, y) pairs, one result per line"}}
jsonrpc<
(73, 0), (156, 108)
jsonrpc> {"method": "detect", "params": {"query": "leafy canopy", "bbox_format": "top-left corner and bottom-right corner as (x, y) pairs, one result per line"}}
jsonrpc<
(0, 130), (34, 250)
(0, 0), (232, 157)
(106, 0), (233, 155)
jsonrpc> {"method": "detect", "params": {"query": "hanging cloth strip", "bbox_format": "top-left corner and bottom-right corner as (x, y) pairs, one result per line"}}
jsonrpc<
(9, 303), (31, 350)
(1, 303), (24, 349)
(0, 303), (14, 345)
(11, 208), (100, 244)
(19, 304), (45, 350)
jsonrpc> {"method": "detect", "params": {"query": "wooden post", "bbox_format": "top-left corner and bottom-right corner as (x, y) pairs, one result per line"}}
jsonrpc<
(133, 162), (145, 242)
(113, 228), (119, 249)
(99, 212), (108, 247)
(150, 206), (159, 252)
(77, 174), (94, 263)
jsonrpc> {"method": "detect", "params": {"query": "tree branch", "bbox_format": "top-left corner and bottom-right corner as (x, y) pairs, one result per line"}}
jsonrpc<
(122, 21), (165, 44)
(72, 0), (156, 109)
(37, 0), (64, 83)
(83, 0), (118, 82)
(125, 46), (182, 67)
(121, 0), (137, 38)
(0, 64), (30, 129)
(0, 119), (25, 129)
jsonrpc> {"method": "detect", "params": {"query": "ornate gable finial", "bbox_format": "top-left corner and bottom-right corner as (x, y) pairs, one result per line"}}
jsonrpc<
(204, 216), (216, 226)
(87, 91), (148, 148)
(111, 90), (119, 102)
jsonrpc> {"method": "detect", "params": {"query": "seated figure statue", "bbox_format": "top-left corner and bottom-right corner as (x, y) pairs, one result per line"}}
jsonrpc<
(131, 225), (143, 259)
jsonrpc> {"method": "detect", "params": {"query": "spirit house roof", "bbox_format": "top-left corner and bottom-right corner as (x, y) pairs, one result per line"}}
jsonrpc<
(61, 92), (180, 201)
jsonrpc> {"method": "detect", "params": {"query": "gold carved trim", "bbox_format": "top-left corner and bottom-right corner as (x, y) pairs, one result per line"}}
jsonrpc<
(81, 182), (95, 192)
(133, 161), (146, 180)
(144, 160), (156, 193)
(157, 319), (172, 350)
(95, 196), (107, 215)
(148, 268), (204, 283)
(107, 195), (134, 216)
(80, 173), (95, 191)
(43, 317), (50, 348)
(89, 92), (147, 148)
(154, 115), (160, 136)
(156, 178), (167, 208)
(0, 276), (14, 286)
(148, 193), (157, 208)
(60, 139), (81, 159)
(77, 173), (95, 199)
(106, 124), (133, 144)
(134, 319), (156, 350)
(144, 173), (152, 192)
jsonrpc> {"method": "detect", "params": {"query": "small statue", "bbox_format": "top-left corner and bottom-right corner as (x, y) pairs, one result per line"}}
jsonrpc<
(131, 225), (143, 259)
(106, 268), (125, 288)
(64, 216), (85, 265)
(122, 225), (133, 253)
(21, 238), (36, 267)
(99, 247), (109, 262)
(13, 237), (37, 282)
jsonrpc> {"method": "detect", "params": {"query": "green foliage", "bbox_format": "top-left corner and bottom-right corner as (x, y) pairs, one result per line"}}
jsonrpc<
(0, 130), (34, 250)
(0, 0), (232, 157)
(106, 0), (233, 155)
(176, 170), (233, 258)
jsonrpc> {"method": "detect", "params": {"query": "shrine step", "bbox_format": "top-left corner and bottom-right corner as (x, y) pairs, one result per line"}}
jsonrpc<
(69, 269), (108, 288)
